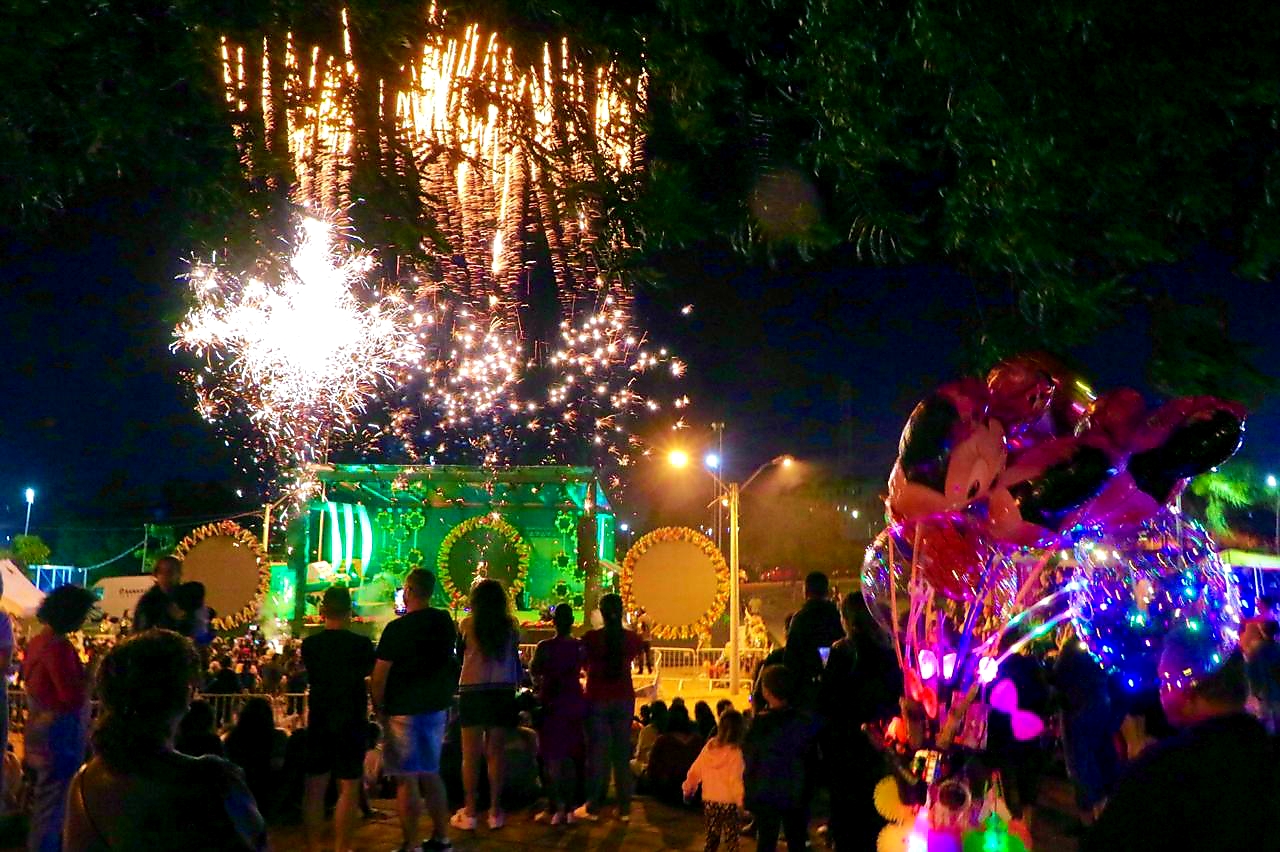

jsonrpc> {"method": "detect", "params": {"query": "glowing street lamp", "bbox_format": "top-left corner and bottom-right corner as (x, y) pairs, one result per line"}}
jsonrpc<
(669, 449), (797, 694)
(704, 452), (721, 470)
(1267, 474), (1279, 554)
(23, 488), (34, 537)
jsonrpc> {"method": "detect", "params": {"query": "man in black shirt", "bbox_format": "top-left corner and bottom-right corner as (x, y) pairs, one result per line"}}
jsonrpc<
(371, 569), (459, 852)
(301, 585), (375, 852)
(783, 572), (844, 706)
(133, 555), (189, 634)
(1084, 630), (1280, 852)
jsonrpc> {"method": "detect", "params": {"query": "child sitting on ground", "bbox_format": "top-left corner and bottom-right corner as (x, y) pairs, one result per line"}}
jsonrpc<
(683, 709), (746, 852)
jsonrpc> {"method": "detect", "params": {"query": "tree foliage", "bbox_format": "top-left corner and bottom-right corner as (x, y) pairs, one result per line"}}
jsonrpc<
(4, 0), (1280, 381)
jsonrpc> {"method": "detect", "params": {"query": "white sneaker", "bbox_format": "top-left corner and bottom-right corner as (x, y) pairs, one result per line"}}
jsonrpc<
(572, 804), (599, 822)
(449, 809), (477, 831)
(488, 810), (506, 830)
(550, 811), (566, 826)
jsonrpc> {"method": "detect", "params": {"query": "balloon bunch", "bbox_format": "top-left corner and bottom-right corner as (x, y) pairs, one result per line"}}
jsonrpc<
(863, 353), (1246, 849)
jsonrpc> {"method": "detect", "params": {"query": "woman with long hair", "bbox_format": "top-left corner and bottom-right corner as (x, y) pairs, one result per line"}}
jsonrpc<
(575, 593), (646, 822)
(224, 697), (288, 819)
(23, 584), (95, 852)
(818, 593), (903, 851)
(452, 578), (521, 831)
(530, 603), (586, 825)
(63, 630), (265, 851)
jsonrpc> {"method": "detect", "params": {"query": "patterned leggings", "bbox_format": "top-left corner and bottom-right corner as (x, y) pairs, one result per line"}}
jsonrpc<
(704, 802), (741, 852)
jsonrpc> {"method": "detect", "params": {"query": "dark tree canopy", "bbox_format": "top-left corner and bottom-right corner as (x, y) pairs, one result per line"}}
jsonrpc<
(3, 0), (1279, 388)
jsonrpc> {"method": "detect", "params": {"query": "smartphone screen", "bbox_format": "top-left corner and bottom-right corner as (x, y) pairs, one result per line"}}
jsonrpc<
(819, 646), (831, 666)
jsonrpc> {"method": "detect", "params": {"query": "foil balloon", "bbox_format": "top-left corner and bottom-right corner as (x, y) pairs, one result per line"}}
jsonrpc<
(986, 352), (1094, 448)
(1069, 511), (1241, 691)
(1126, 397), (1247, 505)
(862, 513), (1021, 698)
(864, 514), (1004, 608)
(888, 380), (1006, 522)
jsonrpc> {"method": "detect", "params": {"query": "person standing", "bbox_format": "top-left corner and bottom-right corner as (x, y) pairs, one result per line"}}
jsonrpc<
(818, 594), (902, 851)
(683, 709), (747, 852)
(634, 609), (654, 675)
(300, 586), (375, 852)
(530, 604), (586, 825)
(371, 569), (459, 852)
(1083, 631), (1280, 852)
(782, 572), (844, 708)
(23, 585), (96, 852)
(743, 664), (819, 852)
(451, 579), (521, 831)
(575, 593), (646, 822)
(0, 572), (13, 815)
(133, 556), (188, 635)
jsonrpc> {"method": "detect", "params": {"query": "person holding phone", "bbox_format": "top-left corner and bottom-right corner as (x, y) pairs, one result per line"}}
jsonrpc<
(782, 572), (844, 708)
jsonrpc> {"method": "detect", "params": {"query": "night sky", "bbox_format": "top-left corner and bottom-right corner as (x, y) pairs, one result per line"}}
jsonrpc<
(1, 201), (1278, 546)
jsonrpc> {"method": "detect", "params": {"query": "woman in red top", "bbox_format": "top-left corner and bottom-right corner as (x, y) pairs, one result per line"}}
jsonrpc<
(23, 584), (96, 852)
(573, 594), (645, 822)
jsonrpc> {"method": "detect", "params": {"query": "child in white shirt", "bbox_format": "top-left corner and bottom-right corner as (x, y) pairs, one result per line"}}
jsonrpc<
(683, 708), (746, 852)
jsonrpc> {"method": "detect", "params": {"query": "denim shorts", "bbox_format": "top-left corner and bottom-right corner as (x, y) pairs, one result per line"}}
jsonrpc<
(382, 710), (447, 775)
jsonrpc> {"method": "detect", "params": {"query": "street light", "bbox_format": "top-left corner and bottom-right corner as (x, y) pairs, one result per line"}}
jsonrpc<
(23, 488), (34, 537)
(1267, 474), (1279, 554)
(670, 451), (795, 694)
(704, 452), (721, 470)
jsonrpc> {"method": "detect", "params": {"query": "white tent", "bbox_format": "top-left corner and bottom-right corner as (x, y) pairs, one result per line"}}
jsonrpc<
(0, 559), (45, 619)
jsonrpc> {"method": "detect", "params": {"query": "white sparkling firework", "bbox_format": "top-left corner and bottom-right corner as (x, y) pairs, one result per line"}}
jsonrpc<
(212, 12), (682, 484)
(175, 215), (423, 466)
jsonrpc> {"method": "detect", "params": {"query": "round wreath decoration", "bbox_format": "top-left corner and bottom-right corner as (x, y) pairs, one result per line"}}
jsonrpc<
(437, 514), (531, 606)
(173, 520), (268, 632)
(620, 526), (730, 640)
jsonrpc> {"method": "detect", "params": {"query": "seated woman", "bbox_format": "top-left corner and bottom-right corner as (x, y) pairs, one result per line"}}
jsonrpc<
(643, 704), (704, 805)
(175, 700), (224, 759)
(224, 697), (289, 820)
(63, 629), (266, 851)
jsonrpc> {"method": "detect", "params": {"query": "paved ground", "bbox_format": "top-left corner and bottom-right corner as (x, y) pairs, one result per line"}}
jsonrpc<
(0, 782), (1081, 851)
(264, 784), (1082, 852)
(271, 798), (714, 851)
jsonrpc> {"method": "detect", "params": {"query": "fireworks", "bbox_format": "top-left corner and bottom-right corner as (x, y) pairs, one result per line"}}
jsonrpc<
(196, 12), (680, 485)
(175, 215), (423, 467)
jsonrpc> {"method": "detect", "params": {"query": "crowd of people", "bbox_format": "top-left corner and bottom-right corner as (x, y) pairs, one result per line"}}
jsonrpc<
(5, 549), (1280, 852)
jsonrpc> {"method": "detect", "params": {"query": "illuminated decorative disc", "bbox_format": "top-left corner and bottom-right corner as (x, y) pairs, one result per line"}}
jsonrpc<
(621, 527), (729, 640)
(173, 520), (268, 631)
(436, 515), (531, 605)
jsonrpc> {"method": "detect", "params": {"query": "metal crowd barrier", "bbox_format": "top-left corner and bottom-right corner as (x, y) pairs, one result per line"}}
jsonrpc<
(5, 690), (308, 733)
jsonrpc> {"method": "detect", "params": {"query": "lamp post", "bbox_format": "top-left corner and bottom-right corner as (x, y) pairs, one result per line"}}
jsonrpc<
(1268, 474), (1279, 555)
(23, 488), (34, 537)
(669, 450), (794, 695)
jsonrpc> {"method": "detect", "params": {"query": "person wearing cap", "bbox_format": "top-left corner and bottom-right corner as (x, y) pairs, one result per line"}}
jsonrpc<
(300, 586), (376, 852)
(1083, 629), (1280, 852)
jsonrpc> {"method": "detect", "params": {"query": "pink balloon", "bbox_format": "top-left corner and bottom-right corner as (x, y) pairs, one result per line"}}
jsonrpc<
(1011, 710), (1045, 741)
(990, 678), (1019, 714)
